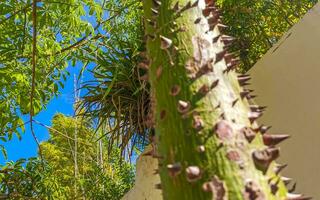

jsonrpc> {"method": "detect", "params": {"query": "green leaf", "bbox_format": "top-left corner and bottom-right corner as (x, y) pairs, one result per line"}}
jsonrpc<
(0, 145), (7, 160)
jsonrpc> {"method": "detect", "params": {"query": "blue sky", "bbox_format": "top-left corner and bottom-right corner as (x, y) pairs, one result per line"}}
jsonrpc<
(0, 4), (102, 164)
(0, 64), (93, 164)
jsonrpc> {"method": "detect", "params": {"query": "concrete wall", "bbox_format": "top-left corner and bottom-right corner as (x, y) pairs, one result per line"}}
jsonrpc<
(121, 146), (162, 200)
(250, 3), (320, 198)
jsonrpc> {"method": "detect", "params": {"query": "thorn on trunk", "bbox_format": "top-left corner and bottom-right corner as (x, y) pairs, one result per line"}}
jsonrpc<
(238, 75), (251, 85)
(224, 52), (237, 63)
(270, 178), (280, 195)
(173, 2), (179, 11)
(263, 134), (290, 146)
(153, 169), (159, 175)
(211, 79), (219, 89)
(202, 7), (213, 17)
(248, 112), (263, 123)
(198, 84), (210, 95)
(139, 74), (149, 81)
(287, 193), (312, 200)
(186, 166), (201, 182)
(254, 125), (272, 134)
(205, 0), (215, 6)
(208, 14), (220, 24)
(152, 0), (161, 7)
(212, 35), (221, 43)
(160, 35), (172, 49)
(156, 66), (163, 80)
(281, 176), (292, 185)
(221, 35), (236, 45)
(215, 120), (233, 140)
(194, 17), (201, 24)
(192, 0), (199, 7)
(197, 145), (205, 153)
(252, 147), (280, 173)
(216, 23), (228, 31)
(288, 182), (297, 193)
(146, 19), (156, 27)
(215, 50), (227, 64)
(220, 112), (225, 120)
(167, 162), (182, 177)
(240, 127), (256, 143)
(138, 62), (149, 70)
(250, 105), (267, 112)
(240, 91), (250, 99)
(146, 34), (156, 41)
(179, 1), (192, 13)
(274, 163), (288, 175)
(151, 8), (159, 16)
(247, 94), (257, 99)
(232, 98), (239, 107)
(244, 180), (265, 200)
(224, 58), (240, 73)
(160, 110), (166, 120)
(192, 112), (204, 131)
(202, 176), (227, 199)
(170, 85), (181, 96)
(177, 100), (190, 114)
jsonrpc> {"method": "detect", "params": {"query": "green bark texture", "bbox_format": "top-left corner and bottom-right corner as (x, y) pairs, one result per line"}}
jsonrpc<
(142, 0), (305, 199)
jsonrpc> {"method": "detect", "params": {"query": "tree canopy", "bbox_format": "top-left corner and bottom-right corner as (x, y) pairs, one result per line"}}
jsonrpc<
(0, 113), (134, 199)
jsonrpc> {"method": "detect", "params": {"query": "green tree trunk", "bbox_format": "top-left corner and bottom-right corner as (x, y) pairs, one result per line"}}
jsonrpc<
(142, 0), (304, 199)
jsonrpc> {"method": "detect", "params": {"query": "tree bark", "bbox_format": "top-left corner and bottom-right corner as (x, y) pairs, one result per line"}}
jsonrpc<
(142, 0), (296, 199)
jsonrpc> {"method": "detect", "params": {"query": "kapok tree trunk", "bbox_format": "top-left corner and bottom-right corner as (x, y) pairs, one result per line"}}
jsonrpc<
(141, 0), (307, 199)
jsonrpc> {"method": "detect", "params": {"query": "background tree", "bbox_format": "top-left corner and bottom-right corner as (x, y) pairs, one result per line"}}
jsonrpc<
(0, 158), (66, 199)
(216, 0), (317, 71)
(0, 0), (103, 138)
(41, 113), (135, 200)
(0, 113), (134, 200)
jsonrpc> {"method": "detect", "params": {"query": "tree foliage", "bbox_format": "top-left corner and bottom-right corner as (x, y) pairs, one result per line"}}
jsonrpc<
(0, 0), (105, 141)
(217, 0), (317, 71)
(0, 113), (134, 199)
(79, 0), (150, 155)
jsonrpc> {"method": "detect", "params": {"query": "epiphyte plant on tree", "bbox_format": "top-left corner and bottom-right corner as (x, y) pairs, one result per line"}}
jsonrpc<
(141, 0), (310, 199)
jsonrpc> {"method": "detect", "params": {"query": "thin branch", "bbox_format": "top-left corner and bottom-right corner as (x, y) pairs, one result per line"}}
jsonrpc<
(56, 34), (103, 56)
(30, 0), (44, 163)
(47, 1), (137, 57)
(0, 3), (32, 26)
(32, 120), (92, 146)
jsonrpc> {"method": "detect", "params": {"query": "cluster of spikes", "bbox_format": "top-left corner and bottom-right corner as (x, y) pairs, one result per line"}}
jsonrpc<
(139, 0), (311, 199)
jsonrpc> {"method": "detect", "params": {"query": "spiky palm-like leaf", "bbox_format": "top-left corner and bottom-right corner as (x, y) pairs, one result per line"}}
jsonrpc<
(79, 0), (151, 155)
(80, 46), (151, 154)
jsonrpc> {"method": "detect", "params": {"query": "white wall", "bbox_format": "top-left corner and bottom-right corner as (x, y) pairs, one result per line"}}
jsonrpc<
(121, 145), (162, 200)
(250, 3), (320, 198)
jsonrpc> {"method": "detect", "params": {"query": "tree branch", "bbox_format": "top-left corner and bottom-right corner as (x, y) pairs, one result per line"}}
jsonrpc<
(0, 3), (32, 26)
(30, 0), (43, 163)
